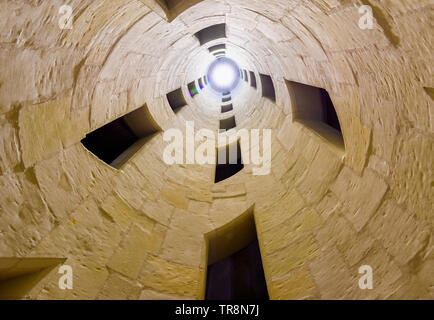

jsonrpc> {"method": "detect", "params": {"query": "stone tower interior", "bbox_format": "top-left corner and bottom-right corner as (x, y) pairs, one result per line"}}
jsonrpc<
(0, 0), (432, 300)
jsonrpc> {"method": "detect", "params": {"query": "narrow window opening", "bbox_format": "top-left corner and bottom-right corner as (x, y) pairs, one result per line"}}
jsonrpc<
(81, 105), (161, 168)
(222, 91), (231, 96)
(166, 87), (187, 112)
(219, 116), (236, 132)
(205, 207), (269, 300)
(249, 71), (257, 89)
(195, 24), (226, 46)
(204, 76), (208, 85)
(198, 78), (204, 90)
(286, 80), (344, 148)
(188, 81), (199, 97)
(222, 96), (231, 103)
(243, 70), (248, 82)
(259, 74), (276, 102)
(213, 51), (226, 56)
(214, 140), (244, 183)
(221, 104), (233, 113)
(0, 258), (65, 299)
(209, 44), (226, 53)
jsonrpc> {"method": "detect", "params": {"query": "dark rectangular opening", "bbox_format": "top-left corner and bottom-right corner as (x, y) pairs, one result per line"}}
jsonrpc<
(286, 80), (342, 132)
(81, 106), (161, 168)
(219, 116), (236, 132)
(195, 24), (226, 46)
(215, 141), (244, 183)
(249, 71), (257, 89)
(213, 51), (226, 56)
(240, 70), (243, 79)
(188, 81), (199, 97)
(204, 76), (208, 85)
(166, 87), (187, 112)
(222, 91), (231, 96)
(243, 70), (248, 82)
(222, 96), (231, 103)
(209, 44), (226, 53)
(221, 104), (233, 113)
(206, 239), (268, 300)
(286, 80), (344, 148)
(260, 74), (276, 102)
(205, 207), (268, 300)
(198, 78), (204, 90)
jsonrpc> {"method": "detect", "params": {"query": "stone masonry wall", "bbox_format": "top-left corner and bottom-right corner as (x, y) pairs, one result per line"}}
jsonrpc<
(0, 0), (432, 299)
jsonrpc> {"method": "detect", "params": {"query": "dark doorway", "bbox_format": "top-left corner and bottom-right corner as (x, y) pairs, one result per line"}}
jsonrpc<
(206, 241), (268, 300)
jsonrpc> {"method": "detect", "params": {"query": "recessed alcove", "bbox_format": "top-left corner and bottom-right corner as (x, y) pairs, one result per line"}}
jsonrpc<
(243, 70), (248, 82)
(205, 207), (268, 300)
(198, 78), (204, 90)
(213, 51), (225, 57)
(194, 23), (226, 46)
(259, 74), (276, 102)
(222, 96), (231, 103)
(221, 104), (233, 113)
(219, 116), (236, 132)
(209, 44), (226, 53)
(286, 80), (344, 149)
(249, 71), (257, 89)
(188, 81), (199, 97)
(214, 140), (244, 183)
(81, 105), (161, 168)
(166, 87), (187, 112)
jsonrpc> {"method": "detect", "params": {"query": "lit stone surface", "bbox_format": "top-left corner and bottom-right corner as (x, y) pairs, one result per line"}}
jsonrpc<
(0, 0), (432, 300)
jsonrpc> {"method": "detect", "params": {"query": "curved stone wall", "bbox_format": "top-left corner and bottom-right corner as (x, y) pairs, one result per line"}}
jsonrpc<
(0, 0), (432, 299)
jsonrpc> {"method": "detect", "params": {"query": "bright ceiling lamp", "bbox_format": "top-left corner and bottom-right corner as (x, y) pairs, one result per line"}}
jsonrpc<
(207, 57), (240, 92)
